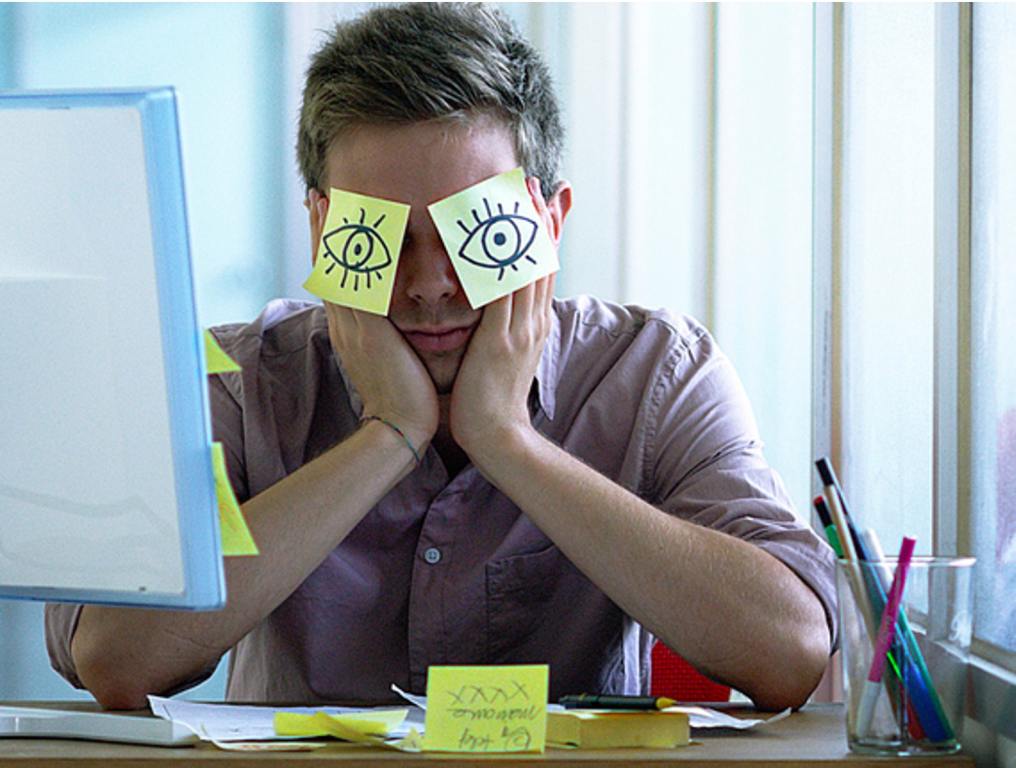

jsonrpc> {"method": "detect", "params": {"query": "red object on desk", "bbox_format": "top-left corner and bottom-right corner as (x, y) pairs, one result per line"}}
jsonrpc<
(651, 642), (731, 702)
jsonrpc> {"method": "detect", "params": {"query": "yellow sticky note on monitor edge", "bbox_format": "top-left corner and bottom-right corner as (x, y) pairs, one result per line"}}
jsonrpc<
(423, 664), (548, 753)
(303, 188), (410, 315)
(204, 330), (240, 374)
(211, 442), (258, 556)
(427, 167), (559, 309)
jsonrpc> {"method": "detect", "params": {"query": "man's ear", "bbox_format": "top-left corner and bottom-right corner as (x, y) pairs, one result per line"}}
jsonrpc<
(308, 188), (327, 266)
(544, 180), (573, 246)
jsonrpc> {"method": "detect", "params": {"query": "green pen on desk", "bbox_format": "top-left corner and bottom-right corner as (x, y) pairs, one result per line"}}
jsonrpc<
(559, 694), (676, 710)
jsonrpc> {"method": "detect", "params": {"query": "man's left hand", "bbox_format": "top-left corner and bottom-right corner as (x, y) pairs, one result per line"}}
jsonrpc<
(449, 271), (555, 463)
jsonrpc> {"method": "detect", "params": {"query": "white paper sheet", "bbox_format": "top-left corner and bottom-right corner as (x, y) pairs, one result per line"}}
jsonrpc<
(147, 696), (421, 742)
(149, 692), (788, 744)
(667, 706), (792, 730)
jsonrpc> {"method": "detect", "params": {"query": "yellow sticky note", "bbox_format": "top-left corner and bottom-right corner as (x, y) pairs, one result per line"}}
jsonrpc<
(211, 442), (258, 556)
(274, 709), (408, 743)
(303, 188), (410, 315)
(427, 168), (559, 309)
(204, 330), (240, 374)
(423, 664), (548, 753)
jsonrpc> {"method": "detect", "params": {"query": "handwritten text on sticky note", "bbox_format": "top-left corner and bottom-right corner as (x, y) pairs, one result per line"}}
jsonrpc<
(428, 168), (558, 309)
(423, 664), (548, 753)
(304, 188), (410, 316)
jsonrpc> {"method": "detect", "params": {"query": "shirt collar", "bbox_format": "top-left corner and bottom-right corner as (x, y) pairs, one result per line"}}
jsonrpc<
(532, 302), (560, 421)
(332, 302), (562, 423)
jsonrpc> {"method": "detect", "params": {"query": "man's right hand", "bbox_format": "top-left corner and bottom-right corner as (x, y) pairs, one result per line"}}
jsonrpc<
(309, 190), (439, 453)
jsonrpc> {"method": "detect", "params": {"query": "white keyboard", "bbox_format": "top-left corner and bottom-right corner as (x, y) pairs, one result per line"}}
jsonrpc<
(0, 705), (197, 746)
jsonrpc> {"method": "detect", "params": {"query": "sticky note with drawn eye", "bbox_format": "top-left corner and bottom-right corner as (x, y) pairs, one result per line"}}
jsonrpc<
(303, 189), (410, 315)
(428, 167), (559, 309)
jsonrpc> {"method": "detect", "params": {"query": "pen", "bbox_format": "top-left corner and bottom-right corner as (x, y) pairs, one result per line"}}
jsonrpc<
(858, 528), (904, 683)
(812, 496), (843, 556)
(815, 458), (947, 742)
(814, 462), (876, 643)
(816, 502), (919, 734)
(857, 536), (916, 738)
(559, 694), (676, 710)
(814, 502), (909, 688)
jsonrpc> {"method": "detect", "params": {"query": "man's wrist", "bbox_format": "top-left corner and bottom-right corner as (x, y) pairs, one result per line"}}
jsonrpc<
(462, 420), (544, 474)
(357, 416), (428, 473)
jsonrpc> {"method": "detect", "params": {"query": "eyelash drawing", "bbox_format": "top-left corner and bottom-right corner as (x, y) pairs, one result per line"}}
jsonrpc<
(455, 198), (538, 281)
(321, 208), (392, 291)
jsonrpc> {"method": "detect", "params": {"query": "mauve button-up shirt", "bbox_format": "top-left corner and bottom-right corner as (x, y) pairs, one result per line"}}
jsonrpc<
(46, 296), (837, 704)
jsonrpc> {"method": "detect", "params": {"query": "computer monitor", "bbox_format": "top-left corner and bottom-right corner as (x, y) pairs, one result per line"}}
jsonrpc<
(0, 88), (225, 610)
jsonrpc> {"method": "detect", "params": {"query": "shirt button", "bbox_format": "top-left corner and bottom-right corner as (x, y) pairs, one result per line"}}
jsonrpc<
(423, 547), (442, 565)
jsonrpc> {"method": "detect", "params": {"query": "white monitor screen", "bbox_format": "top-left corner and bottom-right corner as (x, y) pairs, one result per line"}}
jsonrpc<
(0, 88), (225, 609)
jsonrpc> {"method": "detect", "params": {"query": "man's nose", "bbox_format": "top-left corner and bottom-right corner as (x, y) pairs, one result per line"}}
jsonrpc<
(403, 241), (461, 306)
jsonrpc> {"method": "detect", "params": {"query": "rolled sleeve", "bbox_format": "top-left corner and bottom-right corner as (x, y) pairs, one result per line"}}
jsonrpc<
(44, 603), (87, 689)
(646, 330), (839, 650)
(208, 368), (250, 504)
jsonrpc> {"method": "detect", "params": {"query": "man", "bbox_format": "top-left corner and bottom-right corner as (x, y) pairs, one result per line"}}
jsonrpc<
(47, 3), (836, 711)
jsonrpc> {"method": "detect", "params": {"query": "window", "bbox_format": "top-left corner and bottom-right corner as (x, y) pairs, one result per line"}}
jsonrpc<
(817, 2), (1014, 756)
(840, 3), (936, 554)
(971, 3), (1016, 659)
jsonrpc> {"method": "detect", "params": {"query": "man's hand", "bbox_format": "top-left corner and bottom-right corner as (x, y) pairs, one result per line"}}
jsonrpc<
(449, 271), (555, 462)
(309, 190), (439, 450)
(449, 177), (559, 462)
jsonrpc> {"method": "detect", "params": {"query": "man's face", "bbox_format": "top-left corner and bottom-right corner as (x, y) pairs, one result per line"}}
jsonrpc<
(322, 118), (519, 394)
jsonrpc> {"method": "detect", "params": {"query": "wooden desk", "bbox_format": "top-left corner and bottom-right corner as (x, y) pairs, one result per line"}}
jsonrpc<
(0, 704), (974, 767)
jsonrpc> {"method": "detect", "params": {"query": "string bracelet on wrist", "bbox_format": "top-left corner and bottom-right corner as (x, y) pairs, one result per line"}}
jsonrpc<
(360, 415), (422, 466)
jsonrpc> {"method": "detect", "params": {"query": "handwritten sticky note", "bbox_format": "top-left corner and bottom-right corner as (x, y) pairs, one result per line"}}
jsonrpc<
(423, 664), (548, 753)
(204, 330), (240, 374)
(303, 188), (410, 315)
(211, 441), (258, 556)
(428, 167), (559, 309)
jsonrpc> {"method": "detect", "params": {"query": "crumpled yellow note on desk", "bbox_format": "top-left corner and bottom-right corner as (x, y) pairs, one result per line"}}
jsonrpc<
(274, 709), (421, 752)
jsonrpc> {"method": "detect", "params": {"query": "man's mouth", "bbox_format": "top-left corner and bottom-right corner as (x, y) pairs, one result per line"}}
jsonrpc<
(399, 324), (476, 354)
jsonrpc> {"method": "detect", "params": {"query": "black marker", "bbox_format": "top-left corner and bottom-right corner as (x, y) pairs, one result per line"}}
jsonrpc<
(559, 694), (675, 710)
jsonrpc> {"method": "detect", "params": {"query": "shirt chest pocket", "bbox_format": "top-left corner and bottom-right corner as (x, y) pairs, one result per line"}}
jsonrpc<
(484, 544), (578, 662)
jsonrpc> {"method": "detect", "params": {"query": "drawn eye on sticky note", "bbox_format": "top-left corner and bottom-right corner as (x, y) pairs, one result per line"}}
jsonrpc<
(303, 189), (410, 315)
(428, 168), (559, 309)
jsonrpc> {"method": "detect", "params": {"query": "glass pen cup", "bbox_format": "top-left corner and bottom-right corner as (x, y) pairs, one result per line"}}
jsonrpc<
(836, 556), (975, 756)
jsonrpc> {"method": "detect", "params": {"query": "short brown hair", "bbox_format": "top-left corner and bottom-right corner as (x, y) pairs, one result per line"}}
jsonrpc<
(297, 3), (564, 199)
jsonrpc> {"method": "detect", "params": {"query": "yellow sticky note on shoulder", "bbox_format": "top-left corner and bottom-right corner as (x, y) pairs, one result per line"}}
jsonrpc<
(427, 168), (559, 309)
(303, 188), (410, 315)
(204, 330), (240, 374)
(423, 664), (548, 753)
(211, 442), (258, 556)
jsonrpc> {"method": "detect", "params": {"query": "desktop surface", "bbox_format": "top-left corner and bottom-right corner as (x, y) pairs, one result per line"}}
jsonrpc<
(0, 703), (974, 767)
